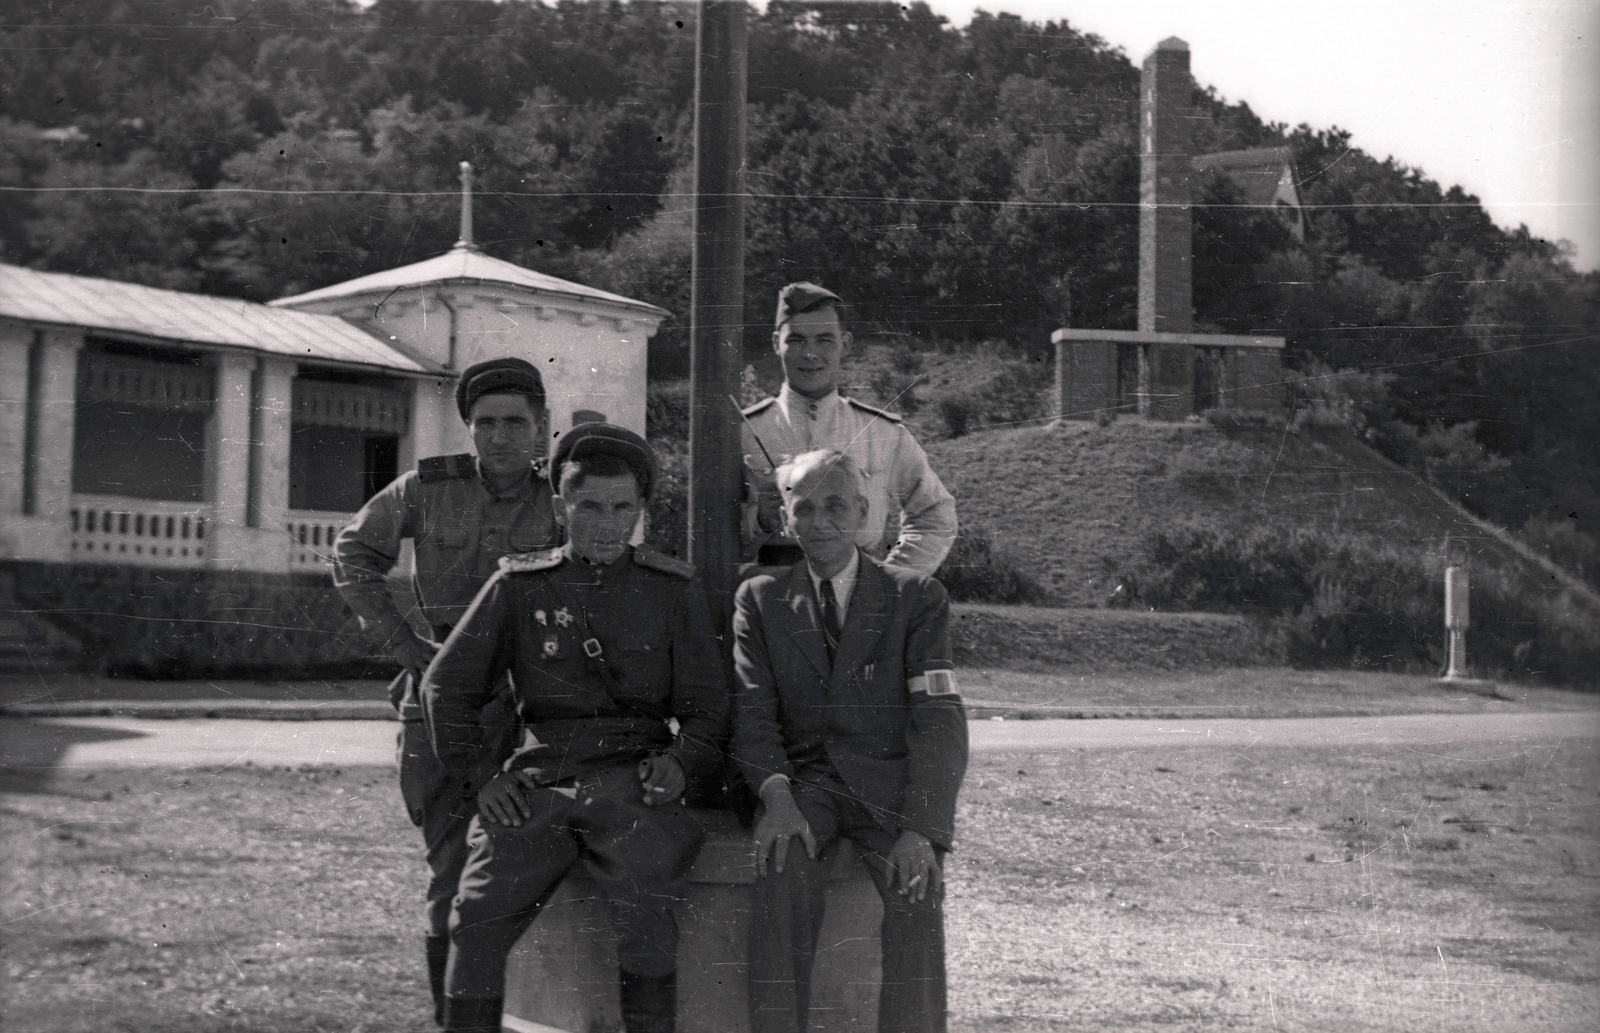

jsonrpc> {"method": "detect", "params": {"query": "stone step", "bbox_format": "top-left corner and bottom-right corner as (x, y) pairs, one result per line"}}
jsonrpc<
(0, 604), (82, 672)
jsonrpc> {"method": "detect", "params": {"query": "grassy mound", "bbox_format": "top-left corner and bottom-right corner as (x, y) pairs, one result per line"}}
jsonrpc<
(925, 419), (1600, 684)
(645, 344), (1600, 685)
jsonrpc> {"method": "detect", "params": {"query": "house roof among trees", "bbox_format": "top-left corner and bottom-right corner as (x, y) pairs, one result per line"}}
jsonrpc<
(270, 247), (671, 317)
(1190, 147), (1300, 209)
(0, 263), (439, 374)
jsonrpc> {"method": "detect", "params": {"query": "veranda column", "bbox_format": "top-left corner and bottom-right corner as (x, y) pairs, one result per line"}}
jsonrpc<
(251, 358), (296, 538)
(405, 375), (453, 469)
(205, 352), (257, 570)
(0, 324), (29, 522)
(13, 328), (84, 561)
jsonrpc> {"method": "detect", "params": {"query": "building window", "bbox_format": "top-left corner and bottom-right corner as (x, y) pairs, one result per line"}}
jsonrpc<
(72, 344), (212, 501)
(289, 370), (408, 513)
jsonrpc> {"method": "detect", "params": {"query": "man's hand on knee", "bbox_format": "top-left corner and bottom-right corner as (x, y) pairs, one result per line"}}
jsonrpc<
(888, 830), (940, 903)
(478, 769), (540, 827)
(637, 754), (685, 807)
(753, 779), (816, 877)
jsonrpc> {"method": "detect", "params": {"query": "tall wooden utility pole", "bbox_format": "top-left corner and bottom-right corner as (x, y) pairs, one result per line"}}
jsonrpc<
(687, 0), (747, 622)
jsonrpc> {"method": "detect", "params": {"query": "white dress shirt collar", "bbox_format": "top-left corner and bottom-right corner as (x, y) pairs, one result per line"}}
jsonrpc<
(807, 547), (860, 621)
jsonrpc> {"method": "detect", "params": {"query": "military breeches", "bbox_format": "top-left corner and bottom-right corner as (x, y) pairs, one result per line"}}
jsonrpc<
(397, 686), (520, 938)
(446, 764), (706, 1000)
(749, 779), (947, 1033)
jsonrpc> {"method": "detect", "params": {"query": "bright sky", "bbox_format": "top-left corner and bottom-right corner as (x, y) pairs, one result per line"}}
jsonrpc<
(923, 0), (1600, 271)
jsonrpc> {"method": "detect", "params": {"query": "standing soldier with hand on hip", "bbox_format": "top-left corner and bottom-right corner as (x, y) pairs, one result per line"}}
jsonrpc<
(740, 282), (958, 575)
(333, 357), (560, 1026)
(422, 423), (729, 1033)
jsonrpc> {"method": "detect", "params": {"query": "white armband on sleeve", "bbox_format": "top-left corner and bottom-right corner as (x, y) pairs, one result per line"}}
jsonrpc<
(908, 670), (959, 698)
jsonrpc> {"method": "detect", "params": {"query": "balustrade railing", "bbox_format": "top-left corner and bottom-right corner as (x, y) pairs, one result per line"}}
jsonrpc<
(64, 498), (355, 573)
(68, 495), (209, 568)
(285, 511), (351, 571)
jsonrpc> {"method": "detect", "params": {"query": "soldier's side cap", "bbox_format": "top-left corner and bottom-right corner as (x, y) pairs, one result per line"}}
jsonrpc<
(775, 282), (842, 327)
(550, 422), (658, 499)
(455, 357), (546, 420)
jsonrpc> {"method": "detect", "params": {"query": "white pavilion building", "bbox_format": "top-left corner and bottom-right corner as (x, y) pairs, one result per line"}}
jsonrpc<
(0, 186), (667, 671)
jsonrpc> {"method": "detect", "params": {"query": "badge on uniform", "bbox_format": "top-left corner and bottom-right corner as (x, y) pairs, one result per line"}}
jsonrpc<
(542, 633), (560, 658)
(535, 609), (548, 626)
(554, 607), (574, 628)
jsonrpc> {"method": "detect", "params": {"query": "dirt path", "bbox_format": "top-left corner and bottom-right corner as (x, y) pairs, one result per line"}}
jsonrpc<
(2, 711), (1593, 776)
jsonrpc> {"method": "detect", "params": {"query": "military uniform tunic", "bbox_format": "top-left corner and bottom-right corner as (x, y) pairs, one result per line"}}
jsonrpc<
(332, 454), (559, 954)
(741, 385), (958, 576)
(334, 454), (557, 710)
(423, 544), (728, 790)
(422, 544), (730, 1001)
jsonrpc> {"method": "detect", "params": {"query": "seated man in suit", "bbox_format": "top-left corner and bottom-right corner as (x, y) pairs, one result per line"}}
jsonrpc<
(731, 448), (969, 1033)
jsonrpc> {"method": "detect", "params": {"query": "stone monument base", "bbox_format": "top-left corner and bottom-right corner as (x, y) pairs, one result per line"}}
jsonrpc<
(503, 808), (883, 1033)
(1434, 676), (1503, 699)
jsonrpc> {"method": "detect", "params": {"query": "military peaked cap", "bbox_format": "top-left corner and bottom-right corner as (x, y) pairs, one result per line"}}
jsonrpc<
(455, 357), (546, 420)
(774, 281), (843, 327)
(550, 422), (658, 499)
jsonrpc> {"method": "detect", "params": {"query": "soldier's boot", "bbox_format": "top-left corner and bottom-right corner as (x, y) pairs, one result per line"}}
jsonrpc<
(443, 995), (503, 1033)
(425, 934), (451, 1027)
(619, 969), (676, 1033)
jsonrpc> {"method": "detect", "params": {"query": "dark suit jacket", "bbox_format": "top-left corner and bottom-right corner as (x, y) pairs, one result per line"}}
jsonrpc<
(731, 552), (968, 849)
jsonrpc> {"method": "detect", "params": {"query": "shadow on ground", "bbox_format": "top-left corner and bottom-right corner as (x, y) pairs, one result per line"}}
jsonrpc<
(0, 719), (149, 793)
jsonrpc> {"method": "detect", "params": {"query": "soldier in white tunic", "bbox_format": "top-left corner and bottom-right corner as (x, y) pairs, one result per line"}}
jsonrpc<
(740, 283), (957, 576)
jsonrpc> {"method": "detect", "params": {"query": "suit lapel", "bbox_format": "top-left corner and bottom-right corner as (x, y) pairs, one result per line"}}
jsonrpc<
(830, 553), (886, 692)
(782, 564), (832, 680)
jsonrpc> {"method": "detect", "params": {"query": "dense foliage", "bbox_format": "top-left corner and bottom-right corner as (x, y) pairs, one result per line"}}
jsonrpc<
(2, 0), (1595, 553)
(1127, 527), (1600, 684)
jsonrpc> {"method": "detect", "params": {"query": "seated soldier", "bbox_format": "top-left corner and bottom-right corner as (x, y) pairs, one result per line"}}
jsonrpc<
(421, 423), (730, 1033)
(732, 449), (969, 1033)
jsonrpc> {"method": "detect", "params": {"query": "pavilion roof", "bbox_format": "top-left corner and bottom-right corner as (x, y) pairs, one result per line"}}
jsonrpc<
(0, 263), (440, 374)
(270, 246), (669, 317)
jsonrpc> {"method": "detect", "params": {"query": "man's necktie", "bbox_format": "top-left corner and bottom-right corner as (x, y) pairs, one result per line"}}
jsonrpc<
(819, 578), (842, 661)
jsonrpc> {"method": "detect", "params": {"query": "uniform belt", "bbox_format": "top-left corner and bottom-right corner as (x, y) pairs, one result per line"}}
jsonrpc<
(528, 715), (670, 742)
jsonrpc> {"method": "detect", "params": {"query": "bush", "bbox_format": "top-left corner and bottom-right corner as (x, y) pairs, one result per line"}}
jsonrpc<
(1522, 515), (1600, 590)
(869, 367), (921, 414)
(644, 438), (688, 558)
(1123, 527), (1600, 685)
(935, 526), (1047, 605)
(938, 395), (976, 438)
(646, 380), (691, 443)
(935, 365), (1048, 438)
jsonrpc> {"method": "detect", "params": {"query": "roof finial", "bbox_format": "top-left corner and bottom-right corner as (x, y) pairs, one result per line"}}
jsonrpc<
(454, 161), (477, 252)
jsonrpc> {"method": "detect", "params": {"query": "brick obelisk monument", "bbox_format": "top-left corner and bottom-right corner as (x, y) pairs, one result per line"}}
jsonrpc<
(1052, 37), (1286, 421)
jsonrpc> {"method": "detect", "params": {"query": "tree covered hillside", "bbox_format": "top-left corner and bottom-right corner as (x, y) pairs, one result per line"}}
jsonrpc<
(2, 0), (1596, 562)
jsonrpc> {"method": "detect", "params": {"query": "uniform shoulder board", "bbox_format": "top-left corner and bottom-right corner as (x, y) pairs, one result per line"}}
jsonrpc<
(633, 547), (696, 580)
(499, 547), (564, 575)
(845, 397), (902, 422)
(741, 397), (777, 418)
(418, 453), (477, 483)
